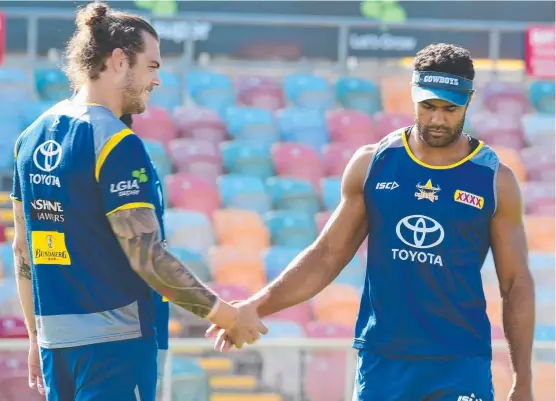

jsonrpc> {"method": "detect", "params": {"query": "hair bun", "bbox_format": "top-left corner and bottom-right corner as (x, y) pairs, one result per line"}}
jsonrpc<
(78, 2), (109, 28)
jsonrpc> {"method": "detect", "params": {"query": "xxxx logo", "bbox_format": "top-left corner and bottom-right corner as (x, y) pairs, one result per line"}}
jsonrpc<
(454, 190), (484, 210)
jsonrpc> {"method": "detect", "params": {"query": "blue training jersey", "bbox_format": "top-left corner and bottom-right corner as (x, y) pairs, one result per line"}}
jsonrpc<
(354, 127), (499, 359)
(11, 99), (168, 350)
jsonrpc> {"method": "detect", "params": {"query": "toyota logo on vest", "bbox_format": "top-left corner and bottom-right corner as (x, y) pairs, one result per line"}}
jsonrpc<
(393, 215), (444, 266)
(30, 140), (62, 187)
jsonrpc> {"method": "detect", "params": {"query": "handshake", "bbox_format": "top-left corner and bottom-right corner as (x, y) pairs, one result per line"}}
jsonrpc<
(205, 292), (270, 352)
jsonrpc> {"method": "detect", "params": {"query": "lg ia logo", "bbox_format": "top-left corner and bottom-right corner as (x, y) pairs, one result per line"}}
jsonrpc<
(392, 215), (444, 266)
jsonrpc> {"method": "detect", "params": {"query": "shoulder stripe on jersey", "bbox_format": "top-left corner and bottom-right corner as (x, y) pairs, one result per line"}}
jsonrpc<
(9, 194), (22, 203)
(95, 128), (133, 181)
(105, 202), (155, 216)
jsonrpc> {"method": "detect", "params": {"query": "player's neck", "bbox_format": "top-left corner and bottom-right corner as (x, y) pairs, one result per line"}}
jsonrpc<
(407, 126), (471, 167)
(75, 84), (123, 118)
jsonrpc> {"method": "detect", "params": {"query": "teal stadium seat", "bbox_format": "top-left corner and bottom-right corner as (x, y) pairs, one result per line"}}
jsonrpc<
(163, 210), (215, 256)
(224, 106), (278, 145)
(149, 70), (182, 112)
(529, 80), (555, 115)
(262, 319), (305, 339)
(276, 107), (329, 153)
(217, 174), (272, 215)
(335, 76), (382, 115)
(186, 71), (235, 115)
(265, 177), (321, 215)
(333, 255), (365, 288)
(283, 73), (333, 111)
(321, 177), (342, 211)
(169, 247), (212, 282)
(171, 356), (210, 401)
(34, 68), (72, 102)
(143, 139), (173, 180)
(220, 140), (274, 180)
(262, 246), (303, 281)
(264, 210), (317, 248)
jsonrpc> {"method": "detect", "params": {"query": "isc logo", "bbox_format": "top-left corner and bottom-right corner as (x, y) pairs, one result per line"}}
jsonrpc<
(376, 182), (399, 190)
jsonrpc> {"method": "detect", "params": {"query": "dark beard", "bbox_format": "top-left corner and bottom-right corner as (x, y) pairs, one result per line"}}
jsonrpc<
(415, 116), (465, 148)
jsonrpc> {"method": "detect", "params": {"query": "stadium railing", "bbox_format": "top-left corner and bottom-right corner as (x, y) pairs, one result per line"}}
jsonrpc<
(0, 338), (554, 401)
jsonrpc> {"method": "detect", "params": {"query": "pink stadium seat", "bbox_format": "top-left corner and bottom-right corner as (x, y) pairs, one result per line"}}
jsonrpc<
(0, 375), (44, 401)
(270, 302), (312, 327)
(272, 143), (324, 190)
(208, 283), (252, 301)
(305, 321), (353, 339)
(131, 106), (178, 146)
(172, 106), (227, 144)
(521, 181), (555, 215)
(481, 82), (529, 117)
(164, 173), (220, 218)
(491, 350), (512, 400)
(304, 352), (348, 401)
(167, 139), (223, 182)
(0, 352), (26, 375)
(469, 112), (525, 150)
(322, 142), (358, 177)
(0, 317), (27, 339)
(374, 112), (414, 137)
(236, 75), (285, 111)
(326, 109), (378, 146)
(521, 146), (556, 182)
(315, 211), (333, 233)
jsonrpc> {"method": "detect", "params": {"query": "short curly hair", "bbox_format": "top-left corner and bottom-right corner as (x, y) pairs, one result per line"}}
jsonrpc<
(413, 43), (475, 80)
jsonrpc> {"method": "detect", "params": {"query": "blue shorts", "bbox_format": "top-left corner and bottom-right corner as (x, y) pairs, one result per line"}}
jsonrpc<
(353, 351), (494, 401)
(40, 336), (158, 401)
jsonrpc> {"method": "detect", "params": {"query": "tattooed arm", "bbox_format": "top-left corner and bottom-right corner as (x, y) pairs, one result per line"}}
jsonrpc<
(107, 207), (265, 337)
(12, 202), (37, 341)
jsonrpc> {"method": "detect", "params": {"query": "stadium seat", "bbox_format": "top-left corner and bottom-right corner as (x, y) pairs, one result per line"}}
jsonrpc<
(272, 143), (324, 190)
(270, 302), (313, 327)
(170, 247), (211, 282)
(380, 75), (414, 114)
(276, 108), (329, 152)
(321, 177), (341, 211)
(374, 112), (414, 138)
(326, 109), (378, 146)
(173, 106), (228, 144)
(520, 146), (555, 183)
(529, 80), (555, 114)
(208, 246), (266, 293)
(22, 100), (56, 129)
(213, 209), (270, 251)
(525, 216), (555, 252)
(0, 67), (30, 104)
(482, 81), (529, 117)
(333, 255), (364, 289)
(0, 316), (28, 339)
(322, 142), (358, 177)
(34, 68), (71, 102)
(220, 140), (274, 180)
(491, 146), (527, 182)
(335, 76), (381, 115)
(186, 71), (236, 114)
(265, 177), (321, 215)
(521, 113), (555, 147)
(262, 246), (303, 282)
(171, 356), (211, 401)
(148, 70), (182, 112)
(468, 112), (525, 150)
(224, 107), (278, 145)
(217, 174), (272, 215)
(165, 173), (220, 217)
(209, 283), (252, 301)
(314, 211), (333, 233)
(168, 139), (223, 183)
(0, 244), (13, 278)
(262, 319), (305, 338)
(304, 349), (351, 401)
(0, 209), (13, 227)
(164, 209), (215, 256)
(312, 284), (360, 326)
(0, 375), (45, 401)
(305, 321), (353, 339)
(143, 139), (173, 179)
(236, 75), (285, 111)
(283, 74), (333, 111)
(520, 181), (555, 215)
(533, 361), (555, 401)
(132, 106), (179, 146)
(264, 211), (317, 248)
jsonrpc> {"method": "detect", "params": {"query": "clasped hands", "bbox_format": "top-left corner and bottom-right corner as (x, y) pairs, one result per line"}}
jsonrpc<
(207, 293), (269, 352)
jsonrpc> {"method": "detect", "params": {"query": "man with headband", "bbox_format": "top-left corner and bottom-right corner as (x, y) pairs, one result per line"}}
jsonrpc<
(208, 43), (535, 400)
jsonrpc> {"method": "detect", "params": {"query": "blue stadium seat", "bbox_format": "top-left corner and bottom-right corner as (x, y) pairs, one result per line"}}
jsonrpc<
(143, 139), (173, 180)
(225, 106), (278, 145)
(276, 108), (329, 153)
(0, 243), (14, 277)
(163, 209), (215, 256)
(264, 211), (317, 247)
(220, 140), (274, 180)
(266, 177), (321, 215)
(529, 80), (555, 114)
(217, 174), (271, 215)
(334, 255), (365, 288)
(535, 324), (555, 341)
(34, 68), (72, 102)
(170, 247), (211, 282)
(171, 356), (210, 401)
(149, 70), (182, 112)
(0, 67), (30, 104)
(283, 73), (333, 111)
(21, 100), (56, 130)
(262, 246), (303, 281)
(335, 77), (382, 115)
(186, 71), (235, 115)
(263, 319), (306, 338)
(322, 177), (342, 211)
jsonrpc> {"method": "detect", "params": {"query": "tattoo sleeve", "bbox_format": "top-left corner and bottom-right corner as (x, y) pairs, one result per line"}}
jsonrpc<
(13, 214), (32, 280)
(107, 208), (218, 318)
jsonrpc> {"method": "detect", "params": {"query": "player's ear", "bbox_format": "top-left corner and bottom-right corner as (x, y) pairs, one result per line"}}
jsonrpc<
(110, 48), (128, 73)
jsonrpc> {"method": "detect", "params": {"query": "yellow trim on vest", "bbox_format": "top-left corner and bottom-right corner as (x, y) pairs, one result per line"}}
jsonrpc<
(95, 128), (133, 181)
(9, 194), (22, 203)
(402, 131), (483, 170)
(105, 202), (154, 217)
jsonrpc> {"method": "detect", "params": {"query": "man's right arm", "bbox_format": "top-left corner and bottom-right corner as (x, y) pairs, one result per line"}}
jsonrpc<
(254, 145), (375, 318)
